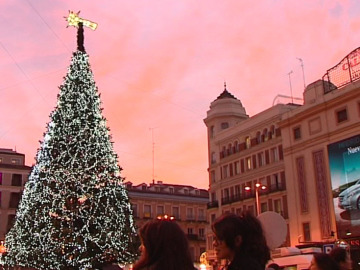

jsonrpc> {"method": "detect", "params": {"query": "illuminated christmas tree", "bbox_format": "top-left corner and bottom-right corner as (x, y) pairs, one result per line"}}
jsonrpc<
(4, 12), (138, 270)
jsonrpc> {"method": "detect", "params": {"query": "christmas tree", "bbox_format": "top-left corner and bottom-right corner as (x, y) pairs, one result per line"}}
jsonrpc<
(4, 13), (138, 270)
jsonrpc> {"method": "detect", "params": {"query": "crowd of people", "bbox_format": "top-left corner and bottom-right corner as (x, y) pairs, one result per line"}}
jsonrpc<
(104, 211), (353, 270)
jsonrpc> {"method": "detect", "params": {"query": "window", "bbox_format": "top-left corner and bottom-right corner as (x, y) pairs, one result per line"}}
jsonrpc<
(131, 204), (138, 217)
(293, 126), (301, 140)
(169, 187), (174, 193)
(187, 208), (194, 220)
(0, 172), (2, 185)
(142, 185), (147, 190)
(263, 128), (269, 141)
(270, 125), (275, 137)
(274, 199), (282, 215)
(199, 228), (205, 238)
(11, 174), (22, 186)
(223, 188), (230, 201)
(144, 204), (152, 218)
(156, 205), (164, 216)
(0, 157), (2, 163)
(246, 157), (252, 170)
(172, 206), (180, 219)
(336, 108), (348, 123)
(9, 192), (21, 208)
(258, 152), (265, 167)
(187, 227), (193, 235)
(271, 173), (280, 189)
(234, 161), (240, 175)
(234, 141), (239, 152)
(198, 209), (205, 221)
(221, 122), (229, 130)
(210, 126), (215, 138)
(0, 191), (2, 207)
(11, 159), (20, 164)
(210, 170), (216, 183)
(303, 222), (311, 242)
(256, 131), (261, 144)
(245, 136), (251, 149)
(270, 147), (279, 162)
(211, 152), (216, 164)
(211, 192), (216, 202)
(184, 189), (189, 195)
(223, 165), (228, 178)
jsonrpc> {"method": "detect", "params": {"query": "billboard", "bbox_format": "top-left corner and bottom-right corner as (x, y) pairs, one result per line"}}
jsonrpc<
(328, 134), (360, 238)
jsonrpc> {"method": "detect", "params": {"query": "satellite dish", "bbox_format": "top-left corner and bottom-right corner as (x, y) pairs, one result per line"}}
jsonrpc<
(257, 211), (287, 249)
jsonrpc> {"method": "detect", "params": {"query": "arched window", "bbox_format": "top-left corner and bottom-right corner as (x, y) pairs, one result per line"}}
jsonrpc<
(245, 136), (251, 149)
(256, 131), (261, 144)
(270, 125), (275, 138)
(263, 128), (268, 141)
(228, 143), (232, 155)
(234, 140), (239, 153)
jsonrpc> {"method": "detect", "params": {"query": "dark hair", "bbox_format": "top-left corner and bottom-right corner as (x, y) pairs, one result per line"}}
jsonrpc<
(212, 212), (270, 269)
(267, 263), (280, 270)
(329, 247), (347, 264)
(313, 253), (339, 270)
(133, 218), (195, 270)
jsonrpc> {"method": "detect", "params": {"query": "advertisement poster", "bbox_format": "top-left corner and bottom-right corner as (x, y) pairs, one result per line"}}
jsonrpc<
(328, 134), (360, 238)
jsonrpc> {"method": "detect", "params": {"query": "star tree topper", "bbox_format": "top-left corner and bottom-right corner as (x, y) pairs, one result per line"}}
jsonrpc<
(65, 11), (98, 30)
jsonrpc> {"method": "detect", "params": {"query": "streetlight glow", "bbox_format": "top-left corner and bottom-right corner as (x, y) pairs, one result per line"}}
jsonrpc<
(245, 183), (267, 216)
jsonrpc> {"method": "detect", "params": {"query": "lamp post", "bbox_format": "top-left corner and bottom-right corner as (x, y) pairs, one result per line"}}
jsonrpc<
(245, 183), (267, 216)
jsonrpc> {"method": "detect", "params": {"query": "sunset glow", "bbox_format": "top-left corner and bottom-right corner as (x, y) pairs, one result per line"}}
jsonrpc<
(1, 1), (359, 189)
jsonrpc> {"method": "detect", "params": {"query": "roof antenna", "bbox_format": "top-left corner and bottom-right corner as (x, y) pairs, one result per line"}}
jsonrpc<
(149, 127), (158, 184)
(297, 58), (306, 89)
(287, 70), (294, 104)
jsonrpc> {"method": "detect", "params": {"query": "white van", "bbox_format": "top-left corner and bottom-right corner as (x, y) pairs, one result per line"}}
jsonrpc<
(267, 247), (321, 270)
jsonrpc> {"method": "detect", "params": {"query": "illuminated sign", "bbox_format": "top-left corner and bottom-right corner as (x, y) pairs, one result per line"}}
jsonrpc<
(328, 134), (360, 239)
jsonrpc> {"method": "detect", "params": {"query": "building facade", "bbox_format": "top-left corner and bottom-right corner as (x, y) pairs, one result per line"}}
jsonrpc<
(125, 181), (209, 262)
(0, 149), (31, 241)
(204, 49), (360, 266)
(203, 86), (298, 260)
(279, 77), (360, 262)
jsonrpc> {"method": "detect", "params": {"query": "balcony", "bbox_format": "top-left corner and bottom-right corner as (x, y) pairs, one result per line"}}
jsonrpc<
(207, 200), (219, 209)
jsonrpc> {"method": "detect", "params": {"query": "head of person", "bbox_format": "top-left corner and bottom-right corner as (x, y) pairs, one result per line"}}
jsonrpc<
(330, 247), (353, 270)
(211, 212), (270, 269)
(133, 216), (195, 270)
(310, 253), (339, 270)
(267, 263), (280, 270)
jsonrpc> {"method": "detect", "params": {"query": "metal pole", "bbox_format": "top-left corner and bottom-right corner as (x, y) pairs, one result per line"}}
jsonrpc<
(255, 187), (260, 216)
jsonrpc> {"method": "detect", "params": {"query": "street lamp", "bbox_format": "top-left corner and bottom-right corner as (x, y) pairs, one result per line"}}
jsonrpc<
(245, 183), (267, 216)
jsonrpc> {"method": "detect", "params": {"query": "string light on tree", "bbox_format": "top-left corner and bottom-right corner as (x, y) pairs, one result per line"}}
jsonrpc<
(4, 11), (138, 270)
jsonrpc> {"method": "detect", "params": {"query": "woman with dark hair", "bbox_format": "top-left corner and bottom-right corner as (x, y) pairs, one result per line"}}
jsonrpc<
(212, 212), (271, 270)
(310, 253), (339, 270)
(133, 216), (196, 270)
(329, 247), (353, 270)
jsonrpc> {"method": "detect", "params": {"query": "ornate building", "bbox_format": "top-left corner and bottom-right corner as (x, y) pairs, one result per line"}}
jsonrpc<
(125, 181), (209, 263)
(204, 49), (360, 266)
(203, 85), (297, 261)
(0, 149), (31, 241)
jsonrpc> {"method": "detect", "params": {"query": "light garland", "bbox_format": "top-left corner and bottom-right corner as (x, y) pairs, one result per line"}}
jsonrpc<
(4, 51), (138, 270)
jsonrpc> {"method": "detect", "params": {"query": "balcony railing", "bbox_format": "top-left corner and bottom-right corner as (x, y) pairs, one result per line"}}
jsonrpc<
(221, 181), (287, 206)
(207, 200), (219, 209)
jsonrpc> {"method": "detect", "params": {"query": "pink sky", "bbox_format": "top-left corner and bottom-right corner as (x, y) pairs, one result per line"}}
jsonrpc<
(1, 1), (359, 189)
